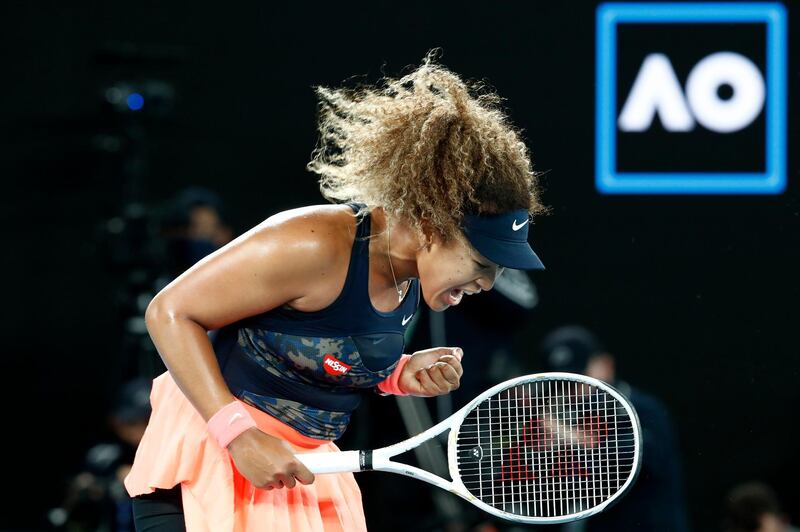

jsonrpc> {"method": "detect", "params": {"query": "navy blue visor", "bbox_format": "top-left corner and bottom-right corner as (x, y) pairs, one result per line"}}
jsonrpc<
(462, 209), (545, 270)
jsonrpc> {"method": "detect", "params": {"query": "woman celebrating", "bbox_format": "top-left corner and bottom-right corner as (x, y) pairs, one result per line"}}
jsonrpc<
(125, 52), (546, 531)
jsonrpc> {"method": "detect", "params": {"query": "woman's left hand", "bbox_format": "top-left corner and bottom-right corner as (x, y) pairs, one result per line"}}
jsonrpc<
(398, 347), (464, 397)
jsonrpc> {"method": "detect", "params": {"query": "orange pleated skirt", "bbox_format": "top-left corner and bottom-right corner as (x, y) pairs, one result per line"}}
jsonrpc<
(124, 372), (368, 532)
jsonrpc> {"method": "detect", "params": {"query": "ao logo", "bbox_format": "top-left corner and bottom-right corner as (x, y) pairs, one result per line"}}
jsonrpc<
(595, 2), (787, 194)
(619, 52), (764, 134)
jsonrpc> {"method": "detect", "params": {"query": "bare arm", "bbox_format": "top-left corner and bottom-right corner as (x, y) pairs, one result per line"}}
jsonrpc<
(144, 205), (352, 488)
(146, 205), (350, 419)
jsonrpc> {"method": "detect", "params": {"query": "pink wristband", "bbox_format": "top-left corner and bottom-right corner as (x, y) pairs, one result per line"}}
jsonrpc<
(207, 401), (258, 449)
(377, 354), (413, 396)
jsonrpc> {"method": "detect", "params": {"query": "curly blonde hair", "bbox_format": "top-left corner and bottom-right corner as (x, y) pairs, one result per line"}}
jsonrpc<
(307, 50), (545, 240)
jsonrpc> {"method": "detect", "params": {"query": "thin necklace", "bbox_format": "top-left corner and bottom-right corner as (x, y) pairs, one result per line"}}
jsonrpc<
(386, 225), (405, 303)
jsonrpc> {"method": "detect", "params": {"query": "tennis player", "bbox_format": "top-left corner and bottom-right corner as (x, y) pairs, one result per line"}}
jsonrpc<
(124, 52), (546, 531)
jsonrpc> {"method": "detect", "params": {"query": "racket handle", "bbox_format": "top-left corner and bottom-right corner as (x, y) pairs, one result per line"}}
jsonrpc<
(296, 450), (363, 474)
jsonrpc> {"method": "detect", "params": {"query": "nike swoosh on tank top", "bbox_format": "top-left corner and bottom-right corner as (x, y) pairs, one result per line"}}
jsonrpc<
(211, 203), (420, 440)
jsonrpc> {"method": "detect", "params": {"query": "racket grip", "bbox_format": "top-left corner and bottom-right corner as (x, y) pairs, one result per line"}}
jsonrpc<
(295, 450), (363, 474)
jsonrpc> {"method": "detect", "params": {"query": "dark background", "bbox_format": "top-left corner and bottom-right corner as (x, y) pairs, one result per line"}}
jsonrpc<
(1, 1), (798, 530)
(616, 23), (767, 172)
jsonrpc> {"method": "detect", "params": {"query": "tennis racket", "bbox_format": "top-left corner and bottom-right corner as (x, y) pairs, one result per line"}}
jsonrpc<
(296, 372), (642, 524)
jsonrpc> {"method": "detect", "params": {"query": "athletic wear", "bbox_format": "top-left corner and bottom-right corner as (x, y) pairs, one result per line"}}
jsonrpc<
(125, 373), (367, 531)
(213, 203), (419, 439)
(462, 209), (545, 270)
(132, 485), (185, 532)
(125, 203), (417, 531)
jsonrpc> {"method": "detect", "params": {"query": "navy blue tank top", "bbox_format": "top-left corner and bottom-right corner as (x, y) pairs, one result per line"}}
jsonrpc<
(211, 204), (420, 440)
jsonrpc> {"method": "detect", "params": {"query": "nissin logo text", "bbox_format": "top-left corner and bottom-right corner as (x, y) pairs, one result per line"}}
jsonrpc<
(596, 3), (786, 194)
(323, 354), (352, 376)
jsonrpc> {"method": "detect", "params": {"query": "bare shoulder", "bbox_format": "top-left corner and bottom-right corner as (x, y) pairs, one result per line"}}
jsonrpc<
(249, 203), (357, 262)
(149, 204), (360, 330)
(242, 203), (359, 311)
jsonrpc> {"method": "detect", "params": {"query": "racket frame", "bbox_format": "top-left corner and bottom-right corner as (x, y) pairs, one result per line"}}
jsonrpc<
(297, 372), (642, 524)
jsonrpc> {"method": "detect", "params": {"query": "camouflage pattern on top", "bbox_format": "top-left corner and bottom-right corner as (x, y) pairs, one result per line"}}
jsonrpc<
(235, 327), (402, 439)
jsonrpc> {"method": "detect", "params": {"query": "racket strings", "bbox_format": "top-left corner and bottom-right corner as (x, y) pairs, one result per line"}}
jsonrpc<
(455, 380), (637, 518)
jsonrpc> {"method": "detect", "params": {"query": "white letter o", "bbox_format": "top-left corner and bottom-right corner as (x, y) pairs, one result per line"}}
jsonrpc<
(685, 52), (765, 133)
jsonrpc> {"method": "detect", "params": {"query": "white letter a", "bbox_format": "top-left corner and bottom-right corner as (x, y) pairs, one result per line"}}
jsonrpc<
(618, 54), (695, 132)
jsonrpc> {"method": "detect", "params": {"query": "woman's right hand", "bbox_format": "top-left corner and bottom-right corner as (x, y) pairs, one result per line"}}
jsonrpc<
(227, 428), (315, 490)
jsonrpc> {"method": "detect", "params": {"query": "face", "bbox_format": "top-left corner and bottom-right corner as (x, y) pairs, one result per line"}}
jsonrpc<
(416, 232), (505, 311)
(758, 514), (788, 532)
(111, 418), (149, 447)
(585, 354), (615, 384)
(189, 205), (233, 247)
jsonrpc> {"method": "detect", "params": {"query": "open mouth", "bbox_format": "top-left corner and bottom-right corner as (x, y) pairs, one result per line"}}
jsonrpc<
(447, 288), (464, 306)
(444, 287), (482, 307)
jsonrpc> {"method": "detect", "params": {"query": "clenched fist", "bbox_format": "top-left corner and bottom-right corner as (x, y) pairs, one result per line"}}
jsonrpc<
(398, 347), (464, 397)
(228, 428), (315, 490)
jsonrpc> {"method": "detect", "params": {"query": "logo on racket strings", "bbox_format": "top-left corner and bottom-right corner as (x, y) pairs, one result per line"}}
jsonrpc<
(470, 446), (483, 460)
(323, 354), (352, 376)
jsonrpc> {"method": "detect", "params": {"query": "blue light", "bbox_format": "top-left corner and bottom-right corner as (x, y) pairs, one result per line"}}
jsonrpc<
(595, 2), (787, 194)
(127, 93), (144, 111)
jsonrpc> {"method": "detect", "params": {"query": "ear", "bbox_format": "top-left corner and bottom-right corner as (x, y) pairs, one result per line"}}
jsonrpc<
(417, 220), (437, 251)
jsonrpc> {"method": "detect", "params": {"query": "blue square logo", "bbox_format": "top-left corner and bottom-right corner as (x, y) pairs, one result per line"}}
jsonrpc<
(596, 3), (787, 194)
